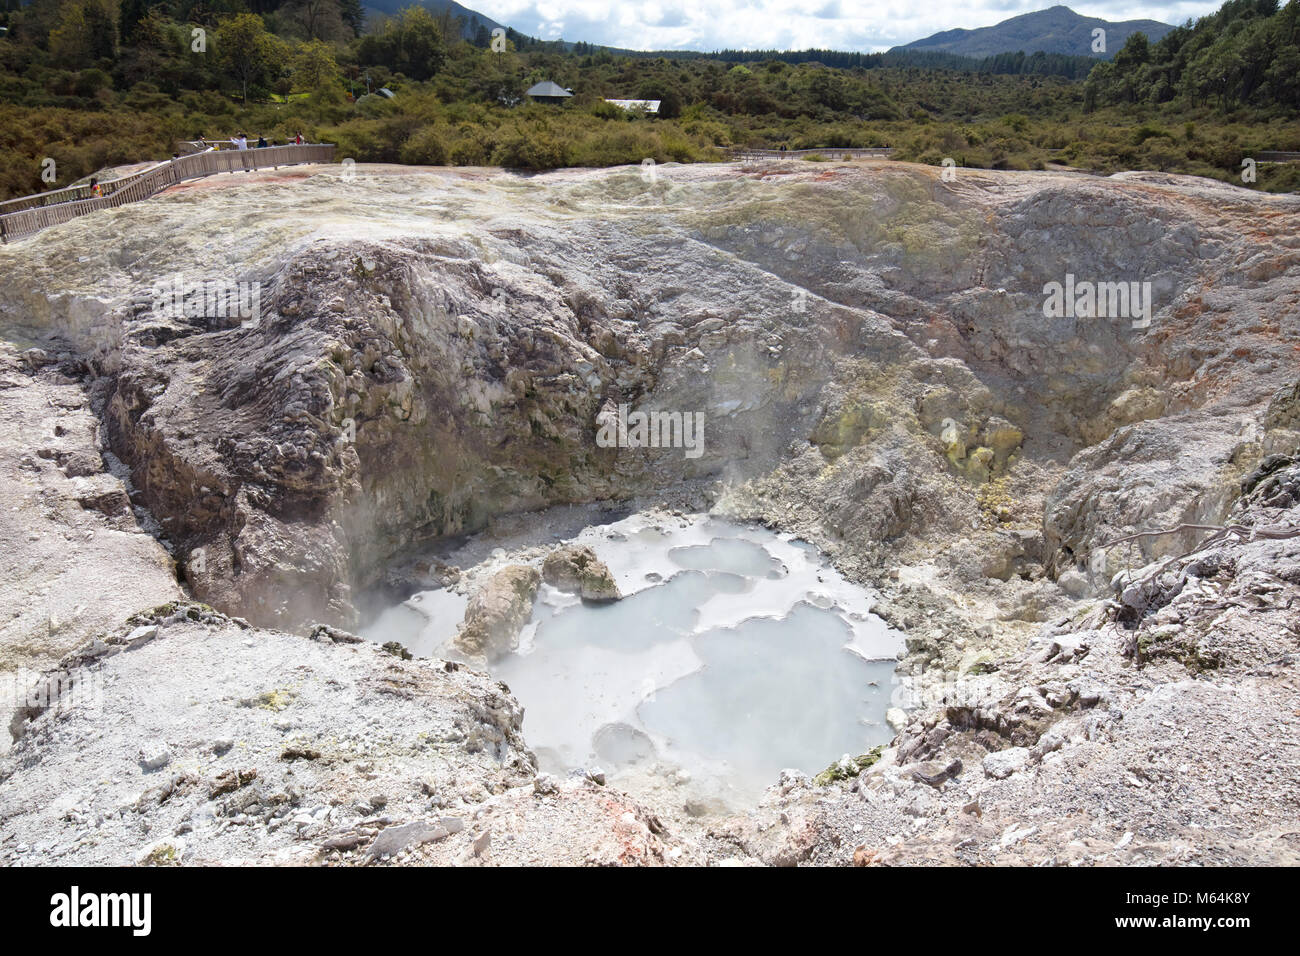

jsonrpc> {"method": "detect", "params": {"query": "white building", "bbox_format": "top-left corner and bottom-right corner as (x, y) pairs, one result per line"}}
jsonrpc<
(603, 99), (661, 115)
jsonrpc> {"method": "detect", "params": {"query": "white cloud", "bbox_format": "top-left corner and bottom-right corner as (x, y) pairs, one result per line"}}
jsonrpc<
(470, 1), (1226, 52)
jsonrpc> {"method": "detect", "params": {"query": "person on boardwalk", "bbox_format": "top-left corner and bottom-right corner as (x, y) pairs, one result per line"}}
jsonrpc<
(294, 131), (304, 145)
(235, 132), (251, 172)
(256, 135), (267, 149)
(88, 178), (102, 198)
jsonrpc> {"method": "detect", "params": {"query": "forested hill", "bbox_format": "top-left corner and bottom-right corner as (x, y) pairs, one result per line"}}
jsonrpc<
(1086, 0), (1300, 110)
(895, 5), (1173, 59)
(363, 0), (502, 41)
(679, 47), (1097, 78)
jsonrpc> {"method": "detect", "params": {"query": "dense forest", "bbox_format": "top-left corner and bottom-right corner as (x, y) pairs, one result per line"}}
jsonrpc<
(0, 0), (1298, 200)
(1086, 0), (1300, 110)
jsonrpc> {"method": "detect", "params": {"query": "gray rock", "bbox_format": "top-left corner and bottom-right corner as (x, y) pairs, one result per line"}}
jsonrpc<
(999, 824), (1039, 849)
(983, 747), (1031, 779)
(126, 624), (158, 646)
(778, 768), (810, 789)
(542, 545), (621, 602)
(366, 821), (449, 859)
(885, 707), (908, 732)
(1058, 570), (1090, 598)
(1032, 724), (1070, 759)
(452, 565), (540, 661)
(138, 742), (171, 772)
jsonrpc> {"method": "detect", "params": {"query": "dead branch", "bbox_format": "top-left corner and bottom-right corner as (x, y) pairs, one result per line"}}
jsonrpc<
(1097, 521), (1300, 626)
(1099, 524), (1227, 548)
(1100, 522), (1300, 550)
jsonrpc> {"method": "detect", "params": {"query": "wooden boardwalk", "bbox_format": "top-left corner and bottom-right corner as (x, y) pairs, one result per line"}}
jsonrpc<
(727, 147), (895, 161)
(0, 143), (336, 242)
(1256, 151), (1300, 163)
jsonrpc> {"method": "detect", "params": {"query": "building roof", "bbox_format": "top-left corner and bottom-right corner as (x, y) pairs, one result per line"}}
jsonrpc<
(604, 99), (661, 114)
(525, 81), (573, 98)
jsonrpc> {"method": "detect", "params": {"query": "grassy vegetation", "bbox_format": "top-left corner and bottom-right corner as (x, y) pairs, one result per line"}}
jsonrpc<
(1, 0), (1298, 200)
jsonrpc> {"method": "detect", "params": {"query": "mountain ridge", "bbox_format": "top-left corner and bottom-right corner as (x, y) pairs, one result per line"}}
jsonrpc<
(362, 0), (504, 39)
(359, 2), (1173, 65)
(891, 5), (1174, 59)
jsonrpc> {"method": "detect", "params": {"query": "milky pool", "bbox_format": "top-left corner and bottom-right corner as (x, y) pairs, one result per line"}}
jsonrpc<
(366, 513), (905, 805)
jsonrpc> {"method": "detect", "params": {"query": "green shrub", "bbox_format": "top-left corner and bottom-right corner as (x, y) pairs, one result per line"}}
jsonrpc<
(570, 126), (659, 166)
(589, 101), (625, 120)
(1132, 124), (1172, 146)
(448, 134), (490, 166)
(491, 124), (569, 169)
(399, 125), (448, 165)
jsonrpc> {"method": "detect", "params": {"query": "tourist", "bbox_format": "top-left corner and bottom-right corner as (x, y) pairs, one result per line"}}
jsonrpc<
(88, 178), (101, 198)
(294, 131), (304, 145)
(256, 134), (268, 149)
(234, 132), (251, 172)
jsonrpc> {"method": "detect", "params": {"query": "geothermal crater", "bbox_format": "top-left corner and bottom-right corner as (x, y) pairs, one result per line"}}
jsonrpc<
(1, 160), (1298, 866)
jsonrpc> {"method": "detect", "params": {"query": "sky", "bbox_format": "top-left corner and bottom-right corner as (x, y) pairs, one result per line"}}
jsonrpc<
(465, 1), (1227, 53)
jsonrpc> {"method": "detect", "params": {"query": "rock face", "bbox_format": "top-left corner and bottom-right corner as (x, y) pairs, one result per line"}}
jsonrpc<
(724, 460), (1300, 866)
(3, 163), (1296, 636)
(542, 544), (621, 602)
(452, 564), (540, 661)
(0, 344), (183, 679)
(1, 160), (1298, 866)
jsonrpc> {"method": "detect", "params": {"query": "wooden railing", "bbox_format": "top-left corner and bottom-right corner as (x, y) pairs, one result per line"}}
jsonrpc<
(0, 144), (337, 243)
(1256, 151), (1300, 163)
(0, 180), (102, 214)
(728, 147), (895, 161)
